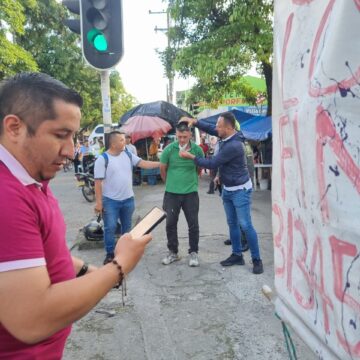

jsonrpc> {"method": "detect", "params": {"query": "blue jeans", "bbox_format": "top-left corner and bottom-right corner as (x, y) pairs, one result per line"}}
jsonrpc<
(102, 196), (135, 255)
(222, 188), (261, 260)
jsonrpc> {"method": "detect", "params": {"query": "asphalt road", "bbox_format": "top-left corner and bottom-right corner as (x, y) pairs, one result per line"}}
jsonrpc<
(50, 170), (315, 360)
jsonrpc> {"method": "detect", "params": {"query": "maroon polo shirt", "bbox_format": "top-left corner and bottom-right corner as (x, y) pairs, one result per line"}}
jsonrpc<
(0, 145), (75, 359)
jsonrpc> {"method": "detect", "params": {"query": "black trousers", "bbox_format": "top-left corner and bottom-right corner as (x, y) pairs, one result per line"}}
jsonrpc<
(208, 169), (216, 193)
(163, 191), (199, 254)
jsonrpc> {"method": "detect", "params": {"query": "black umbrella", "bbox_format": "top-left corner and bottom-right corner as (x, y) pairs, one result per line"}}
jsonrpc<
(119, 101), (192, 128)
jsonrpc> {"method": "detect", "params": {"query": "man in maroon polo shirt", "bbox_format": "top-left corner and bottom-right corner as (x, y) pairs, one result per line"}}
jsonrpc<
(0, 73), (152, 359)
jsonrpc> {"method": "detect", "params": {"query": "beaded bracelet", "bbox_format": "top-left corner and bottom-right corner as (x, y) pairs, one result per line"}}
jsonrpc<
(76, 262), (89, 277)
(112, 259), (127, 306)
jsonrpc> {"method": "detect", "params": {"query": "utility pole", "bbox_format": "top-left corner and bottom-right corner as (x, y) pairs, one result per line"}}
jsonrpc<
(63, 0), (124, 149)
(149, 8), (174, 104)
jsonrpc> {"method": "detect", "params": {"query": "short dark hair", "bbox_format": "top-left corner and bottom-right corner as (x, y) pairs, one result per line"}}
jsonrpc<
(108, 130), (125, 146)
(0, 72), (83, 136)
(176, 122), (190, 132)
(219, 112), (236, 129)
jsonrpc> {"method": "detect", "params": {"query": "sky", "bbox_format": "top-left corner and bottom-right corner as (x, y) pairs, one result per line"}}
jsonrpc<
(117, 0), (193, 104)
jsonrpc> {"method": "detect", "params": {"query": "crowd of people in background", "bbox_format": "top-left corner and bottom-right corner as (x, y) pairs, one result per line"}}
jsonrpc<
(73, 127), (266, 188)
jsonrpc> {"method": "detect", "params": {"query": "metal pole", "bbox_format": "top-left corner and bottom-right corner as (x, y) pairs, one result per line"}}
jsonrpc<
(167, 9), (174, 104)
(100, 70), (112, 149)
(149, 8), (174, 104)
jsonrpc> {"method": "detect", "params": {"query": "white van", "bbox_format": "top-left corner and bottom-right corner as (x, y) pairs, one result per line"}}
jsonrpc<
(88, 123), (120, 153)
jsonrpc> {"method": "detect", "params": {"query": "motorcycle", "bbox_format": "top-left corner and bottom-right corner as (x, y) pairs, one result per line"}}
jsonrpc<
(75, 158), (95, 202)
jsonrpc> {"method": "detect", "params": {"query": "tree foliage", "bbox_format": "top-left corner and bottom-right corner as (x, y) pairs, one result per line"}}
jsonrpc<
(165, 0), (273, 114)
(1, 0), (135, 128)
(0, 0), (38, 77)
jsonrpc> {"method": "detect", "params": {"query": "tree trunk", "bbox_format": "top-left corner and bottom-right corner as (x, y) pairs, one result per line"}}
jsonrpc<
(261, 61), (272, 116)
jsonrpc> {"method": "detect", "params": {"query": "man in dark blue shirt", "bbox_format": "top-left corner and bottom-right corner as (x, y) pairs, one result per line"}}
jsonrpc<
(179, 112), (263, 274)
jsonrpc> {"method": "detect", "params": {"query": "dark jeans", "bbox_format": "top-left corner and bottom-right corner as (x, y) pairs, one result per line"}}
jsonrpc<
(74, 159), (81, 173)
(163, 191), (199, 254)
(222, 188), (260, 259)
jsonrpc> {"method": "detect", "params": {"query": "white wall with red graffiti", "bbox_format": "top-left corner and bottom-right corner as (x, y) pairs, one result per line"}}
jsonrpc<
(272, 1), (360, 359)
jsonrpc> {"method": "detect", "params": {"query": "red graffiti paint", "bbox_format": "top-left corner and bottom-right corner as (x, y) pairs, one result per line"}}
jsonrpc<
(293, 217), (314, 309)
(309, 0), (360, 97)
(355, 0), (360, 12)
(329, 236), (360, 312)
(274, 2), (360, 357)
(273, 204), (286, 276)
(285, 210), (294, 293)
(281, 13), (299, 109)
(337, 330), (360, 357)
(279, 115), (294, 201)
(309, 236), (334, 333)
(273, 203), (358, 344)
(331, 236), (360, 356)
(293, 114), (307, 208)
(316, 106), (360, 222)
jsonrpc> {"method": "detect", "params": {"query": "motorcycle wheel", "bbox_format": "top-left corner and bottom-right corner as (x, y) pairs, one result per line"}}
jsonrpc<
(82, 184), (95, 202)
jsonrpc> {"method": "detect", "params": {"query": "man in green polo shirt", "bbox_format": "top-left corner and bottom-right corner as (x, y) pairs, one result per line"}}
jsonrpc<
(160, 123), (204, 267)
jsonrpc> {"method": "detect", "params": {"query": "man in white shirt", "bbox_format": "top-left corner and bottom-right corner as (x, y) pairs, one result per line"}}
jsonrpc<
(125, 134), (137, 155)
(94, 131), (160, 264)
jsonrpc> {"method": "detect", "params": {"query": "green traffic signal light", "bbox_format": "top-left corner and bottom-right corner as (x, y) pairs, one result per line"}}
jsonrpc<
(80, 0), (123, 69)
(87, 28), (108, 52)
(93, 33), (108, 51)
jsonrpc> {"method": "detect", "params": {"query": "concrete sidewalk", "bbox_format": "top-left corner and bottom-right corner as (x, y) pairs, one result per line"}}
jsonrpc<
(51, 172), (315, 360)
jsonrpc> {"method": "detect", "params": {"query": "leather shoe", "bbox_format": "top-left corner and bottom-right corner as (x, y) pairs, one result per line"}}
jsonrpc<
(103, 253), (114, 265)
(220, 254), (245, 266)
(252, 259), (264, 274)
(241, 242), (250, 252)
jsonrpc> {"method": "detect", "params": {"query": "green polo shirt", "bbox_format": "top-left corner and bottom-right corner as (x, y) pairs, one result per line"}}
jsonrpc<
(160, 141), (204, 194)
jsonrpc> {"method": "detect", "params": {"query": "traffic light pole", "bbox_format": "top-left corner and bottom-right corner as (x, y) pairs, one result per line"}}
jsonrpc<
(100, 70), (112, 149)
(63, 0), (123, 149)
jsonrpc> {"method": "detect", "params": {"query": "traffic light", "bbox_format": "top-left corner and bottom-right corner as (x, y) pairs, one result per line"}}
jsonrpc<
(80, 0), (123, 70)
(63, 0), (81, 34)
(63, 0), (123, 70)
(190, 103), (200, 116)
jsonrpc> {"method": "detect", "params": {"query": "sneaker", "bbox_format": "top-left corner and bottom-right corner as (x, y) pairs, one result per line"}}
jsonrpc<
(220, 254), (245, 267)
(103, 253), (114, 265)
(188, 252), (199, 267)
(162, 252), (180, 265)
(252, 259), (264, 274)
(224, 239), (231, 245)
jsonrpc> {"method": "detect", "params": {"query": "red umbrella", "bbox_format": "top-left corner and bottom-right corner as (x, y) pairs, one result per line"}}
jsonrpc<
(121, 115), (172, 143)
